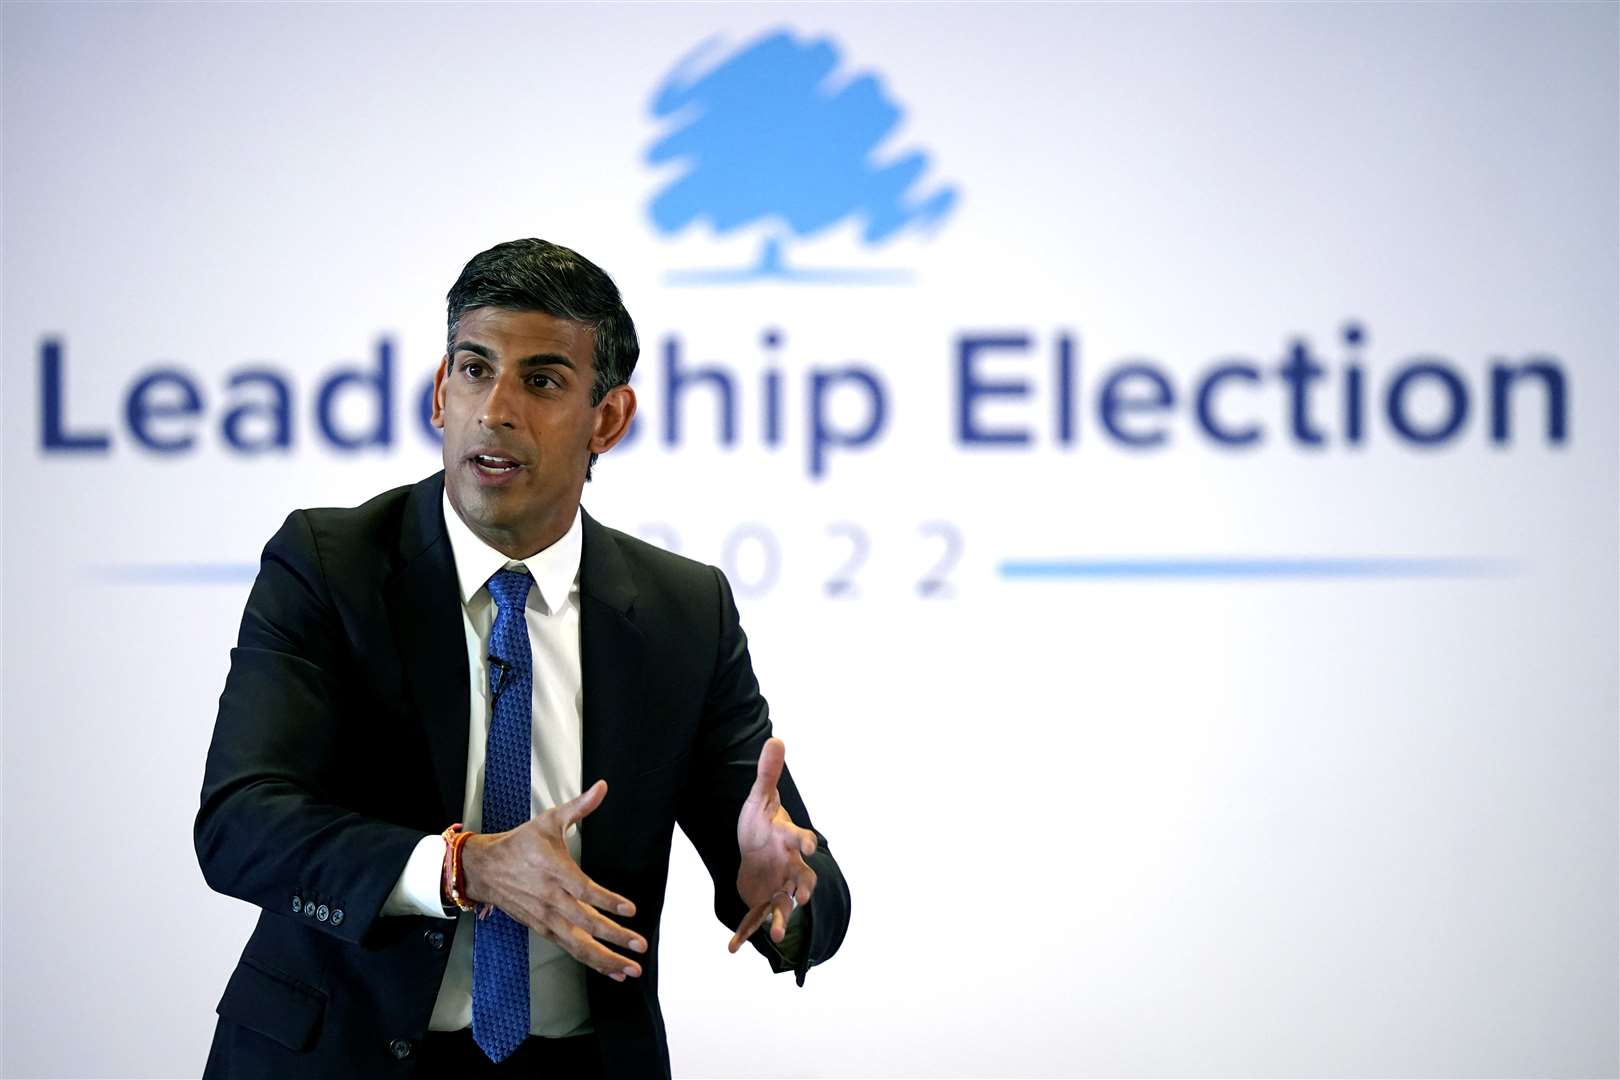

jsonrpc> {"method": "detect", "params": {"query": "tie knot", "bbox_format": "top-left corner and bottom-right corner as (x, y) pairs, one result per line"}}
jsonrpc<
(486, 567), (532, 614)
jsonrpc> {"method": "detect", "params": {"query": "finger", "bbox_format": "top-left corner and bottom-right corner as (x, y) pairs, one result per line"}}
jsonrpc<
(558, 896), (647, 956)
(781, 849), (814, 886)
(560, 779), (608, 827)
(559, 924), (642, 981)
(562, 867), (636, 919)
(727, 900), (772, 954)
(748, 737), (786, 803)
(727, 901), (767, 953)
(768, 891), (794, 943)
(770, 817), (817, 856)
(792, 865), (818, 906)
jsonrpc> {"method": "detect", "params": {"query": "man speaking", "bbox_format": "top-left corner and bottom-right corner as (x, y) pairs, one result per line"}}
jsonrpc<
(195, 238), (851, 1077)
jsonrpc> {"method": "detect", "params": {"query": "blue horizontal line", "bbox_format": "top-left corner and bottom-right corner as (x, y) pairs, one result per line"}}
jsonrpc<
(999, 557), (1517, 580)
(92, 563), (260, 584)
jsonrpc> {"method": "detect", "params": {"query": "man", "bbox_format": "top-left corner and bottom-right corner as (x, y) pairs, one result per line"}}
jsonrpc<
(195, 238), (850, 1078)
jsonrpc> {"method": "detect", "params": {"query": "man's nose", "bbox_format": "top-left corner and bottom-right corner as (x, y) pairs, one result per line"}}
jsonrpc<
(479, 370), (521, 428)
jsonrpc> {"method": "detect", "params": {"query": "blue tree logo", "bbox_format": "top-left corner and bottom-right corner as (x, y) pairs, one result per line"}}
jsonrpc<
(646, 28), (959, 284)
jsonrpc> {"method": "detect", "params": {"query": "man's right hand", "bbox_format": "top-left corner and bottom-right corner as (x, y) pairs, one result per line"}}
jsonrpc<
(459, 779), (646, 982)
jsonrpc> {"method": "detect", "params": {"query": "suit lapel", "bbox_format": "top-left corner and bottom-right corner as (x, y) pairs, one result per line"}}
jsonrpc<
(578, 508), (645, 870)
(385, 472), (470, 825)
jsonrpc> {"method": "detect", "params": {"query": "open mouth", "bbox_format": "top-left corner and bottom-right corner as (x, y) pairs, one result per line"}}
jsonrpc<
(470, 453), (524, 479)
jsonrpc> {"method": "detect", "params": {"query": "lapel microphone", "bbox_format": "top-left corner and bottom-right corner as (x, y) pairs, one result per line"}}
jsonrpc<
(487, 655), (511, 708)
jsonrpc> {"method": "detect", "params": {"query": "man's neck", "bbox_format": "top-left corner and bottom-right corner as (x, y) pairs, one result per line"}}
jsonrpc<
(470, 521), (570, 561)
(449, 500), (579, 561)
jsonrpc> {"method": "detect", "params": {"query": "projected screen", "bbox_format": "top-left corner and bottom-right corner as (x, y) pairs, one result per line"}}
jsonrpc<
(2, 3), (1615, 1077)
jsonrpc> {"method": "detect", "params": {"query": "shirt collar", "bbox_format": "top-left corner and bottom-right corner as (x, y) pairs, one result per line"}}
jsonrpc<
(441, 491), (582, 615)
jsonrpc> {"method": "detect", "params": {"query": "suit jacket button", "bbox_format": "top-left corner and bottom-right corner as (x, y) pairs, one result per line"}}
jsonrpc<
(424, 929), (446, 951)
(330, 908), (345, 927)
(388, 1038), (413, 1059)
(316, 904), (330, 923)
(303, 901), (316, 917)
(291, 895), (302, 914)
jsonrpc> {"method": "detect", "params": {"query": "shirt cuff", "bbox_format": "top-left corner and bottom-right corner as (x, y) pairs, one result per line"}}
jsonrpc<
(380, 833), (455, 919)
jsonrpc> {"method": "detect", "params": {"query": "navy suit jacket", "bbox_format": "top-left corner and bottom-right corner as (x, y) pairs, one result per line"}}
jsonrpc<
(195, 471), (850, 1078)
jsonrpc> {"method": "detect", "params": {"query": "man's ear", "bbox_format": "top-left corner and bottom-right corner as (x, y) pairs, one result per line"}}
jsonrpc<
(589, 384), (637, 454)
(430, 355), (449, 429)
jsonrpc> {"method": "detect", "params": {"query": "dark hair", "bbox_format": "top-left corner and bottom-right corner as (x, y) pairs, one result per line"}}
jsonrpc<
(445, 238), (639, 475)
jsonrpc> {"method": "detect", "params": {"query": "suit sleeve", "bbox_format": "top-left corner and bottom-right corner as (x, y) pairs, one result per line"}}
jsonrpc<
(674, 566), (851, 985)
(194, 510), (426, 945)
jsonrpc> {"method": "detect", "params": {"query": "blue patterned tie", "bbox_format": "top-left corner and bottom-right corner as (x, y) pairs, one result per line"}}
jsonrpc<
(473, 568), (534, 1063)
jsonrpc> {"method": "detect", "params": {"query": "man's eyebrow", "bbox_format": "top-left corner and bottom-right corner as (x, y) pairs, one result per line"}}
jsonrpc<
(449, 341), (576, 370)
(516, 353), (576, 370)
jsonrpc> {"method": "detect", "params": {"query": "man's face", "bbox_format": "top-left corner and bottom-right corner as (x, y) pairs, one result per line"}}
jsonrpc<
(431, 306), (633, 557)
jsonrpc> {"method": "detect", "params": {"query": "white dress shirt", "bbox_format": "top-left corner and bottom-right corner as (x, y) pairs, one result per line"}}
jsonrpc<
(380, 493), (591, 1037)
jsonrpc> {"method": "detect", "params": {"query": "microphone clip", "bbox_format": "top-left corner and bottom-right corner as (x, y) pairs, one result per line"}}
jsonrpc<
(487, 655), (511, 707)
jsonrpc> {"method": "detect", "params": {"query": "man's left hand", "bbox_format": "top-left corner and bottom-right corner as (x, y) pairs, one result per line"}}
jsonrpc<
(728, 737), (818, 952)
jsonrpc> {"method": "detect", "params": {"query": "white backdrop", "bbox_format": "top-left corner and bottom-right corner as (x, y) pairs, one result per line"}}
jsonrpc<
(3, 3), (1616, 1077)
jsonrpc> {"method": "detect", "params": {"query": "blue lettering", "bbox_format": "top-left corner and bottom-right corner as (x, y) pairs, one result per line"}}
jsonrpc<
(956, 335), (1031, 445)
(764, 369), (784, 447)
(1387, 360), (1468, 445)
(1344, 366), (1366, 445)
(809, 367), (886, 479)
(221, 369), (293, 452)
(316, 337), (393, 450)
(1342, 322), (1366, 446)
(1098, 363), (1174, 447)
(1278, 339), (1327, 446)
(126, 368), (204, 452)
(663, 335), (735, 446)
(39, 338), (110, 452)
(28, 324), (1577, 465)
(1055, 332), (1077, 445)
(1490, 359), (1567, 444)
(1194, 362), (1262, 446)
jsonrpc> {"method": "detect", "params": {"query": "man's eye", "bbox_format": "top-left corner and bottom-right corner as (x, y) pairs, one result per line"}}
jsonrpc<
(530, 373), (559, 390)
(461, 361), (487, 378)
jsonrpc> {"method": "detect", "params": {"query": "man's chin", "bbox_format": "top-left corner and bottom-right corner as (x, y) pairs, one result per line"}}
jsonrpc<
(447, 472), (508, 521)
(445, 463), (585, 543)
(451, 482), (516, 520)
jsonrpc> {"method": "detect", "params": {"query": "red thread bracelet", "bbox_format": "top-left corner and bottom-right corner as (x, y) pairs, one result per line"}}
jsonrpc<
(440, 824), (478, 912)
